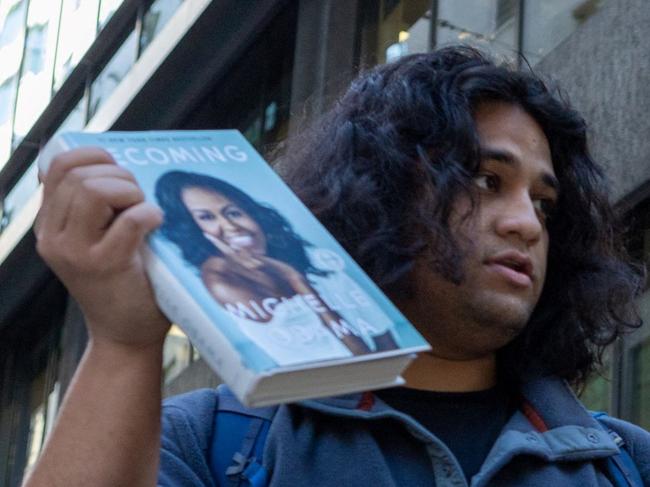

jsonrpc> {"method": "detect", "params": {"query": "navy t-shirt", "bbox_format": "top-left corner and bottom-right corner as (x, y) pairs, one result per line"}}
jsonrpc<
(376, 384), (514, 482)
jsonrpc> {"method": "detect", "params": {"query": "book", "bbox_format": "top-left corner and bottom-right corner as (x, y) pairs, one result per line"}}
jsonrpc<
(37, 130), (430, 407)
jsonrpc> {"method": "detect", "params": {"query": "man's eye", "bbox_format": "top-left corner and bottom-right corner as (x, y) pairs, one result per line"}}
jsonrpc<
(473, 173), (500, 191)
(533, 198), (557, 220)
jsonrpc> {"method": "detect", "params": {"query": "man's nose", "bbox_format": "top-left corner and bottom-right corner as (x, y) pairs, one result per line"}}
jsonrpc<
(494, 193), (543, 244)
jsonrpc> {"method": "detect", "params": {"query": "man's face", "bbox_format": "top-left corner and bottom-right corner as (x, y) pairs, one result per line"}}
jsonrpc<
(402, 101), (559, 360)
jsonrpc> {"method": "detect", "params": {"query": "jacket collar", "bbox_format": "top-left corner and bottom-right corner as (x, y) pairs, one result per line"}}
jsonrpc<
(517, 373), (600, 430)
(302, 372), (598, 427)
(298, 372), (620, 458)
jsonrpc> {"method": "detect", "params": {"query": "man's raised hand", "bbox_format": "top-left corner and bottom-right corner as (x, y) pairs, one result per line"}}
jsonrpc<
(35, 147), (171, 348)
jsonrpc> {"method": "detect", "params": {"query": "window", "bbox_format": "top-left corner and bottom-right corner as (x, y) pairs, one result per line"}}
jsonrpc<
(163, 325), (194, 384)
(23, 23), (46, 74)
(436, 0), (519, 62)
(53, 0), (100, 91)
(23, 381), (60, 475)
(579, 365), (612, 413)
(0, 75), (18, 165)
(13, 0), (61, 144)
(139, 0), (184, 55)
(496, 0), (517, 30)
(1, 159), (38, 234)
(0, 75), (17, 125)
(0, 1), (27, 53)
(184, 4), (297, 151)
(0, 0), (28, 165)
(97, 0), (125, 28)
(88, 29), (137, 120)
(359, 0), (432, 66)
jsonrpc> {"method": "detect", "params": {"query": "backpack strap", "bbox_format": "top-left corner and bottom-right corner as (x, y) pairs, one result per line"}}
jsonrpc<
(591, 412), (644, 487)
(210, 385), (278, 487)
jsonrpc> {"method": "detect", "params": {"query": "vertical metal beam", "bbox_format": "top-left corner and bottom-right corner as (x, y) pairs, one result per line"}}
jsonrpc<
(619, 335), (639, 421)
(610, 337), (624, 418)
(516, 0), (525, 67)
(289, 0), (362, 132)
(429, 0), (438, 51)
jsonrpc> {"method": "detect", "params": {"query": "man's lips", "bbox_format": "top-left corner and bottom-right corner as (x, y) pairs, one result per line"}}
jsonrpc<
(484, 251), (534, 287)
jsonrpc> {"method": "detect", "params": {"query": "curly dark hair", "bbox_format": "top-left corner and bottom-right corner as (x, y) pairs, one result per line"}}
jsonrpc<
(276, 46), (644, 385)
(154, 170), (325, 277)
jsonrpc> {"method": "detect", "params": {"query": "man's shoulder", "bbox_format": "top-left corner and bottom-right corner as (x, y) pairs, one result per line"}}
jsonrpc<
(163, 388), (220, 417)
(159, 389), (221, 487)
(161, 388), (220, 452)
(596, 415), (650, 453)
(161, 385), (278, 444)
(595, 414), (650, 481)
(159, 386), (281, 486)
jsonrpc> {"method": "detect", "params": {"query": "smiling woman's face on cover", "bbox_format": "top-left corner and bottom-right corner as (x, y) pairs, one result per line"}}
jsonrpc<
(181, 186), (267, 255)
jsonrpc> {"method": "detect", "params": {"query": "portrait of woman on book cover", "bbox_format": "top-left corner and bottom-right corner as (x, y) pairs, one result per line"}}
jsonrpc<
(155, 170), (398, 365)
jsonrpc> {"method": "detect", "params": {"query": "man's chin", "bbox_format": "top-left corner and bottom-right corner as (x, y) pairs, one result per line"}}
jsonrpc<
(473, 288), (537, 323)
(477, 308), (530, 341)
(466, 296), (534, 342)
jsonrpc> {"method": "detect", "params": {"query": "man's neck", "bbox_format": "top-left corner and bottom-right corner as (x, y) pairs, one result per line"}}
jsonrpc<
(402, 352), (497, 392)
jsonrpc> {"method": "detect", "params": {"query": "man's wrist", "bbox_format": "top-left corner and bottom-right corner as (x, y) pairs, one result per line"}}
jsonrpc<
(85, 334), (165, 372)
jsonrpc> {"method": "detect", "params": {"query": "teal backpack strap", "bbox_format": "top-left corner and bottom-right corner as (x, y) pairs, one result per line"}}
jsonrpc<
(591, 412), (644, 487)
(210, 385), (278, 487)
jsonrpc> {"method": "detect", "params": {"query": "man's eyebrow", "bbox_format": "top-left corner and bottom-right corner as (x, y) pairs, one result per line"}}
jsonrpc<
(479, 147), (560, 194)
(480, 148), (514, 165)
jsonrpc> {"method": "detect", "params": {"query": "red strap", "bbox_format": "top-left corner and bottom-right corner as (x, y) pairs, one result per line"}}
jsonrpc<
(521, 399), (549, 432)
(357, 391), (375, 411)
(357, 391), (548, 430)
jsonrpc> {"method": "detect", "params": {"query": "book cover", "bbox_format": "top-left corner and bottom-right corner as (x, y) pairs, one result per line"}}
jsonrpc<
(38, 130), (430, 404)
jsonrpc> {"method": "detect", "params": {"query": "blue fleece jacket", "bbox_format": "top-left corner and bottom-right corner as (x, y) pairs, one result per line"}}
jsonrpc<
(158, 374), (650, 486)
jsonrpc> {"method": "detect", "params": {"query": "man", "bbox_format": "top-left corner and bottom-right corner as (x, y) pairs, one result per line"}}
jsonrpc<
(25, 47), (649, 486)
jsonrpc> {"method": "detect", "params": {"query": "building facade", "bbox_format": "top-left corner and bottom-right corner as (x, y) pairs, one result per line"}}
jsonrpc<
(0, 0), (648, 484)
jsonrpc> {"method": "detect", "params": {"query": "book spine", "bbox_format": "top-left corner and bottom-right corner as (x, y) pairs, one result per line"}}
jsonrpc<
(141, 246), (258, 403)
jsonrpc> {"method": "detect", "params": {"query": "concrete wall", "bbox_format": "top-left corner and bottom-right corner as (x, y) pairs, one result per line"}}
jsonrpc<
(536, 0), (650, 206)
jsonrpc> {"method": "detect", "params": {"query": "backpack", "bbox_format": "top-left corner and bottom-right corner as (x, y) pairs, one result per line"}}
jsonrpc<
(209, 387), (277, 487)
(207, 393), (643, 487)
(591, 411), (644, 487)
